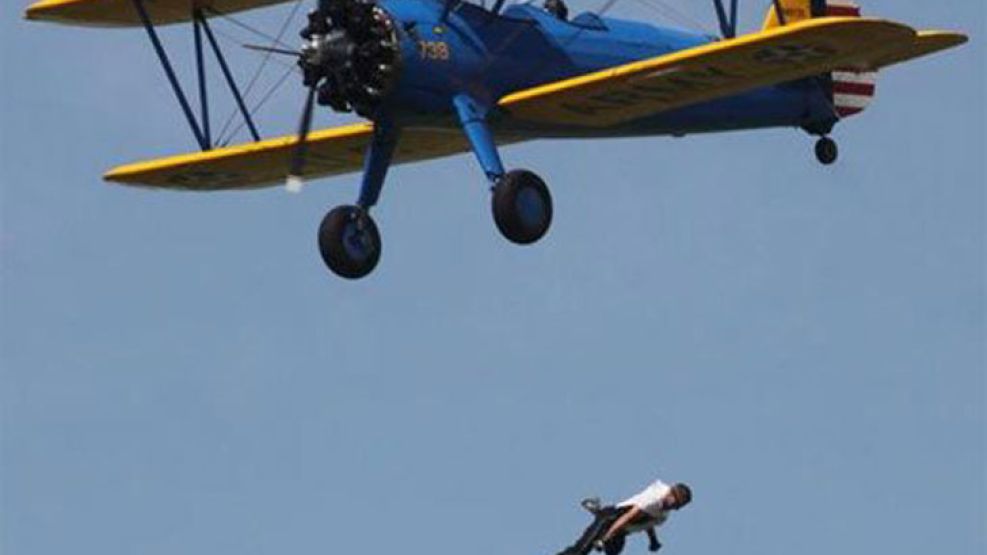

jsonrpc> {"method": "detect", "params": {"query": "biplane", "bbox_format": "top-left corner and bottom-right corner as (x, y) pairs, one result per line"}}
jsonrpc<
(24, 0), (966, 279)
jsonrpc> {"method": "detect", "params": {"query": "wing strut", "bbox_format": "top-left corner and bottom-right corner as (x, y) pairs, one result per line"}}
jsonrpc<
(771, 0), (788, 25)
(198, 11), (262, 143)
(712, 0), (739, 38)
(193, 14), (212, 147)
(128, 0), (263, 151)
(131, 0), (209, 151)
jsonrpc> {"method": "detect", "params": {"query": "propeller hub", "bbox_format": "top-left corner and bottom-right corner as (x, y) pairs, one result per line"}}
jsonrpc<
(300, 30), (353, 85)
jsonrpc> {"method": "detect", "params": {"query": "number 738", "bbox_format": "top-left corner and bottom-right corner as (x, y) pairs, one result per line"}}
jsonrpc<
(418, 40), (450, 60)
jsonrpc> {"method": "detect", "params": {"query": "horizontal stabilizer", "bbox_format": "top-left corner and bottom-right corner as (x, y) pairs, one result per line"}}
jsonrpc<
(25, 0), (293, 27)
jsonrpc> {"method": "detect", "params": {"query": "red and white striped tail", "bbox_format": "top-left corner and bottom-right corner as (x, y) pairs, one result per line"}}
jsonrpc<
(827, 0), (877, 119)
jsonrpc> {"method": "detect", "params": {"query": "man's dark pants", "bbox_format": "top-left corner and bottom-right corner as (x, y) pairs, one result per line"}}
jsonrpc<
(557, 506), (632, 555)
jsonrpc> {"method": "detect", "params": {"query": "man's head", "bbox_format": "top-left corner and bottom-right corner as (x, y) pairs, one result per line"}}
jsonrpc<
(665, 483), (692, 510)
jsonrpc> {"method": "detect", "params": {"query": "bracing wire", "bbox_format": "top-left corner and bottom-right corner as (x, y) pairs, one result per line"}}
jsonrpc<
(126, 0), (300, 147)
(214, 0), (305, 145)
(204, 6), (298, 49)
(596, 0), (622, 16)
(218, 63), (298, 146)
(210, 26), (299, 71)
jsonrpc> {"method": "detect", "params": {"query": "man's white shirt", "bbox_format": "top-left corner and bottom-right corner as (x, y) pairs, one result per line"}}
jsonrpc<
(617, 480), (671, 527)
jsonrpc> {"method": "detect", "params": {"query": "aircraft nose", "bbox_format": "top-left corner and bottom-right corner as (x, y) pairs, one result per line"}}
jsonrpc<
(297, 0), (400, 118)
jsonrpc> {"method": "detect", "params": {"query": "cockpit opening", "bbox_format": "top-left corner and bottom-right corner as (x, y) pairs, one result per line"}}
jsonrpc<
(543, 0), (569, 20)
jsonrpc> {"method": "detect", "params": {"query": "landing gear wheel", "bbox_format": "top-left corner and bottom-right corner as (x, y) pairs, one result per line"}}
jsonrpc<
(491, 169), (553, 245)
(815, 137), (838, 165)
(318, 205), (381, 279)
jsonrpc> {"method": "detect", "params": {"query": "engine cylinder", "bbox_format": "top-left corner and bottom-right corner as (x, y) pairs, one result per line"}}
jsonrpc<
(301, 2), (401, 118)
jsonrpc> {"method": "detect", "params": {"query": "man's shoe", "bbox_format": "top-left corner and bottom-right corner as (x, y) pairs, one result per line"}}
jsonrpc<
(581, 497), (602, 514)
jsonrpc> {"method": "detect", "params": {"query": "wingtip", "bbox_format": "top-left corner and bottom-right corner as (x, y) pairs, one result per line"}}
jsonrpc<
(24, 0), (62, 22)
(944, 31), (969, 47)
(103, 163), (146, 185)
(914, 30), (970, 54)
(24, 5), (44, 21)
(102, 167), (126, 183)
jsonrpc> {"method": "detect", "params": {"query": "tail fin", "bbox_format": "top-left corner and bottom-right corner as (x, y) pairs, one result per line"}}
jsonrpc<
(762, 0), (876, 119)
(826, 1), (876, 118)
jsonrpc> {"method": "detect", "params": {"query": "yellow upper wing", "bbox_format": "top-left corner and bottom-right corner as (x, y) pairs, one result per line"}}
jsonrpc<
(104, 123), (517, 190)
(24, 0), (292, 27)
(499, 17), (967, 127)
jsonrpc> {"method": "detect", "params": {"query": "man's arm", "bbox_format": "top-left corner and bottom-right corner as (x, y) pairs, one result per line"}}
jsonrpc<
(645, 528), (661, 552)
(600, 506), (642, 543)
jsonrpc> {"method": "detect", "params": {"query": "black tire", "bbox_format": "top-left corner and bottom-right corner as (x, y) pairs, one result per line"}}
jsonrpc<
(318, 205), (381, 279)
(815, 137), (838, 165)
(491, 169), (553, 245)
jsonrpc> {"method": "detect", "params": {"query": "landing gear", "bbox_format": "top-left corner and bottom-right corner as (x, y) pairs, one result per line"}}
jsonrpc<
(451, 94), (554, 246)
(815, 136), (838, 165)
(318, 205), (381, 279)
(492, 169), (553, 244)
(314, 119), (396, 280)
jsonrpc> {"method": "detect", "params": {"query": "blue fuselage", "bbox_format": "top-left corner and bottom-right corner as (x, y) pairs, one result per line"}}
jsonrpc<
(378, 1), (835, 137)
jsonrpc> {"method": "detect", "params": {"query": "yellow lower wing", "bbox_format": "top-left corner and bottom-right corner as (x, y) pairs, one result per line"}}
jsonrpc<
(25, 0), (292, 27)
(104, 124), (504, 191)
(499, 17), (967, 127)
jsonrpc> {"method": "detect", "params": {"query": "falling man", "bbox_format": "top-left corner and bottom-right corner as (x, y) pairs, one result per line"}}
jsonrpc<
(557, 479), (692, 555)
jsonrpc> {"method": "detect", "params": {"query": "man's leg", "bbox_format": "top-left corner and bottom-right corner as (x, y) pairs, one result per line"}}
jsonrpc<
(603, 533), (626, 555)
(557, 507), (623, 555)
(645, 528), (662, 552)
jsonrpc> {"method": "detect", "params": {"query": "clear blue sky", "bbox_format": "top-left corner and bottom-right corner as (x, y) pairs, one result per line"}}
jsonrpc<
(2, 1), (984, 554)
